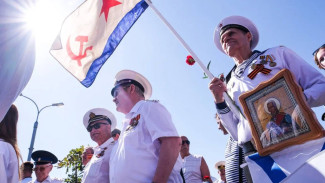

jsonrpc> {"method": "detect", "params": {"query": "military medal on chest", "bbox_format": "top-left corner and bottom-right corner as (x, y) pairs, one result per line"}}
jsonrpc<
(248, 54), (276, 79)
(96, 147), (107, 158)
(126, 114), (141, 131)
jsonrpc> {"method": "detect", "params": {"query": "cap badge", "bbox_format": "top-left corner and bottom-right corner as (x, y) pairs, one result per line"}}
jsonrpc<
(89, 112), (96, 119)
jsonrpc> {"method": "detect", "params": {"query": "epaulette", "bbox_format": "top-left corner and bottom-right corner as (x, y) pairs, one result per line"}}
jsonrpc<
(146, 99), (159, 103)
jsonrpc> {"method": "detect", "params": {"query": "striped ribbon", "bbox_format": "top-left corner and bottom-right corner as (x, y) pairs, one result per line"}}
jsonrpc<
(247, 64), (272, 79)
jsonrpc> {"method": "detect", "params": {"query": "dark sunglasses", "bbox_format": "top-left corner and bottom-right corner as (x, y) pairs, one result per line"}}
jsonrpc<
(33, 165), (51, 172)
(87, 123), (108, 132)
(182, 140), (190, 145)
(218, 165), (225, 170)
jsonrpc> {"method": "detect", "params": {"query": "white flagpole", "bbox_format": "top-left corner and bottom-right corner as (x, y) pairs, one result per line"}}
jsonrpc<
(144, 0), (245, 120)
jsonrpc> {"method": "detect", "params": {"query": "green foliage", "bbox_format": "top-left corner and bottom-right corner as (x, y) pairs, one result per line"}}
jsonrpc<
(203, 61), (211, 79)
(57, 145), (85, 183)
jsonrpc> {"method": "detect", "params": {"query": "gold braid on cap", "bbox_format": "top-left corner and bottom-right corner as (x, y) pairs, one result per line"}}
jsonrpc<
(88, 112), (111, 124)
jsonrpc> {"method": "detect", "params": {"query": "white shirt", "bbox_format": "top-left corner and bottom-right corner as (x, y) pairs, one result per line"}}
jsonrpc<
(182, 154), (202, 183)
(82, 138), (116, 183)
(213, 180), (225, 183)
(110, 100), (182, 183)
(32, 176), (62, 183)
(0, 139), (19, 183)
(20, 177), (32, 183)
(217, 46), (325, 145)
(0, 0), (35, 122)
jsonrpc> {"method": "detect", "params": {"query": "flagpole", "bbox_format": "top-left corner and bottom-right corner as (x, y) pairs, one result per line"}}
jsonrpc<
(144, 0), (245, 120)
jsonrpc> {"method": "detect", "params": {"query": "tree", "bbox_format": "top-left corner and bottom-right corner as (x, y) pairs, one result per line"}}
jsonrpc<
(57, 145), (85, 183)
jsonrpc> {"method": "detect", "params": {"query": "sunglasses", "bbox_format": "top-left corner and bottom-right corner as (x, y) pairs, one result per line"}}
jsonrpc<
(182, 140), (190, 145)
(218, 165), (225, 170)
(87, 123), (108, 132)
(33, 165), (51, 172)
(113, 85), (130, 97)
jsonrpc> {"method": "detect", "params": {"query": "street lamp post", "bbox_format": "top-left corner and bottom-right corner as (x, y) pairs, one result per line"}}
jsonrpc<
(20, 93), (64, 161)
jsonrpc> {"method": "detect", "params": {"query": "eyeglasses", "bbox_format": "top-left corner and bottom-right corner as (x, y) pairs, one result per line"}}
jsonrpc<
(113, 85), (130, 97)
(33, 165), (51, 172)
(182, 140), (190, 145)
(218, 165), (225, 170)
(87, 123), (108, 132)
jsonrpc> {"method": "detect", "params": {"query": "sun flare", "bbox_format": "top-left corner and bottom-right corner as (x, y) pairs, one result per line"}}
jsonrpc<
(24, 0), (63, 41)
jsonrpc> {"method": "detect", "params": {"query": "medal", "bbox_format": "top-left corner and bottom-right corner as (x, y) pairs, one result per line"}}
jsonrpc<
(269, 62), (276, 67)
(260, 60), (267, 64)
(251, 63), (256, 69)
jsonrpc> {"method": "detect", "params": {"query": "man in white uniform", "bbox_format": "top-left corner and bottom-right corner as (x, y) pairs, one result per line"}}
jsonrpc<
(31, 150), (62, 183)
(209, 15), (325, 182)
(109, 70), (183, 183)
(82, 108), (117, 183)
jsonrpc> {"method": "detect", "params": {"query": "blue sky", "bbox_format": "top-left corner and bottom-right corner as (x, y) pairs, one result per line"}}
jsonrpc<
(14, 0), (325, 179)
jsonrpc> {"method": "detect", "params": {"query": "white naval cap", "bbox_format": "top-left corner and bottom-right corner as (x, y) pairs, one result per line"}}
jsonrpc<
(214, 15), (259, 54)
(111, 70), (152, 100)
(215, 160), (226, 169)
(83, 108), (116, 131)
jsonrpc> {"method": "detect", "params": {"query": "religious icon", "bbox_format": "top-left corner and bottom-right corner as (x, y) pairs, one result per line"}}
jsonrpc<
(239, 69), (324, 156)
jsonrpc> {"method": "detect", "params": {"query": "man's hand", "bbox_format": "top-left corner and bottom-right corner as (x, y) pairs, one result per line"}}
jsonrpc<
(209, 77), (227, 103)
(152, 137), (181, 183)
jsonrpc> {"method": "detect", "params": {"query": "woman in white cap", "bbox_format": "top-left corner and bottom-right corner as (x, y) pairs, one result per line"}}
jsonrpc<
(0, 105), (21, 183)
(209, 15), (325, 182)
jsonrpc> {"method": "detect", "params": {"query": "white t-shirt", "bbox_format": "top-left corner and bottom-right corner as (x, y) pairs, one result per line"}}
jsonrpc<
(82, 138), (116, 183)
(110, 100), (182, 183)
(32, 176), (62, 183)
(182, 154), (203, 183)
(20, 177), (32, 183)
(0, 139), (19, 183)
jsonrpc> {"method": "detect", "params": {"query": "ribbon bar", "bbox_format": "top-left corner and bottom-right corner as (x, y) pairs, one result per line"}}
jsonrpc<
(248, 64), (272, 79)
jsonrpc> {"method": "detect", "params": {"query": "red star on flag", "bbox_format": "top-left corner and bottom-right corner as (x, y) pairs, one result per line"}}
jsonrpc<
(100, 0), (122, 22)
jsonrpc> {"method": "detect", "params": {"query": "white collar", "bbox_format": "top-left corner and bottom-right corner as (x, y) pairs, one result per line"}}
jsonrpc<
(126, 100), (145, 118)
(36, 176), (51, 183)
(95, 137), (114, 150)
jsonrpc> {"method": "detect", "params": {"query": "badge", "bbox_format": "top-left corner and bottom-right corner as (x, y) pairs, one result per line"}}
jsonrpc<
(126, 114), (140, 131)
(96, 147), (107, 158)
(269, 62), (276, 67)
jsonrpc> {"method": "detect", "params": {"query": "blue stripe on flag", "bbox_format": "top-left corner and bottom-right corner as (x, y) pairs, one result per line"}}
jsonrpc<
(248, 153), (287, 183)
(321, 142), (325, 151)
(81, 0), (148, 87)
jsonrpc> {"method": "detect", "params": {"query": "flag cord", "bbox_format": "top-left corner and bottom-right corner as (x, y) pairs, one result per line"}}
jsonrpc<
(144, 0), (246, 120)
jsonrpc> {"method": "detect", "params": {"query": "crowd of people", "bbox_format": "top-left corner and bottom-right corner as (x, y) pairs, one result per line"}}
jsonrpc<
(1, 11), (325, 183)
